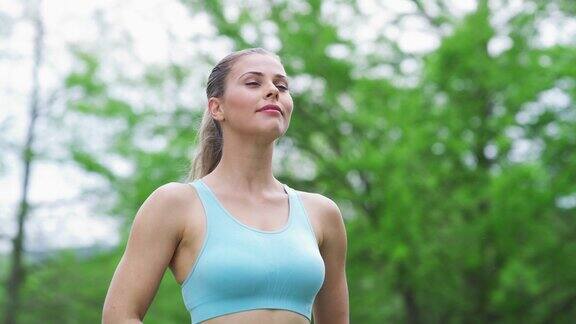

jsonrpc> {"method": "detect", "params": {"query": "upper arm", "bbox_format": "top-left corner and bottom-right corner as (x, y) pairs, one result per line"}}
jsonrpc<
(102, 182), (186, 322)
(313, 195), (349, 324)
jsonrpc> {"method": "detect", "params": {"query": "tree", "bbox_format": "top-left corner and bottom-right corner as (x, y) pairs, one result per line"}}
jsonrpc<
(3, 1), (45, 322)
(12, 0), (576, 322)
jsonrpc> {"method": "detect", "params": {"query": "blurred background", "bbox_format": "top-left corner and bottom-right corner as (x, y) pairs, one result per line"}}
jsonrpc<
(1, 0), (575, 323)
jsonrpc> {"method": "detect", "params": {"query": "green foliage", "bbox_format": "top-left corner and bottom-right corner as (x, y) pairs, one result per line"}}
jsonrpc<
(11, 0), (576, 323)
(16, 247), (188, 323)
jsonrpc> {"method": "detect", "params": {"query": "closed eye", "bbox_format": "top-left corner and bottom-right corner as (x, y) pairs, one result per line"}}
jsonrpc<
(246, 82), (289, 91)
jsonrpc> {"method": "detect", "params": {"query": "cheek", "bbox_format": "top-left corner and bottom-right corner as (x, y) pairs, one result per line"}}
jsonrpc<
(284, 97), (294, 114)
(225, 89), (257, 111)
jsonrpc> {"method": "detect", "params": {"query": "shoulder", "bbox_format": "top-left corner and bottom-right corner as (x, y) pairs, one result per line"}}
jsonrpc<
(294, 189), (346, 249)
(145, 181), (197, 209)
(296, 190), (341, 218)
(133, 182), (197, 236)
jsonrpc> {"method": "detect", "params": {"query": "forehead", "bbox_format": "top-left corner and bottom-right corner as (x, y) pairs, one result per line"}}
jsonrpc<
(230, 54), (287, 79)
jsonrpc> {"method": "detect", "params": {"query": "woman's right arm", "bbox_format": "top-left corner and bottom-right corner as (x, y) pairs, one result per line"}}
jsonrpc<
(102, 183), (186, 323)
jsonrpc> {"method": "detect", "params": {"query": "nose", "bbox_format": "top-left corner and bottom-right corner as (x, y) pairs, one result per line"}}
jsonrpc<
(265, 81), (279, 99)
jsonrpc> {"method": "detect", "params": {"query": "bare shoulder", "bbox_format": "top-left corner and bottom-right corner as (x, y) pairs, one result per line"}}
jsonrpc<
(146, 182), (195, 209)
(135, 182), (198, 235)
(153, 181), (196, 201)
(296, 190), (341, 215)
(294, 189), (345, 248)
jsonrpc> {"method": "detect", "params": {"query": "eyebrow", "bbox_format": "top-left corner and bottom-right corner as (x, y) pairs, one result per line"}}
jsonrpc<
(238, 71), (289, 82)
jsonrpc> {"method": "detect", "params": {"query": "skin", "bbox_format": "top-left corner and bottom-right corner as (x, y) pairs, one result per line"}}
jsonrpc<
(102, 54), (349, 323)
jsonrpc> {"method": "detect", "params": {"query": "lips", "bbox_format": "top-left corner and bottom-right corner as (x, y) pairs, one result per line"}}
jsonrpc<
(257, 104), (282, 115)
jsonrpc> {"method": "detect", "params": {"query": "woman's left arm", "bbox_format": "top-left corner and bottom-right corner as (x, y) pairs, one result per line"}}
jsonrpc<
(313, 196), (349, 324)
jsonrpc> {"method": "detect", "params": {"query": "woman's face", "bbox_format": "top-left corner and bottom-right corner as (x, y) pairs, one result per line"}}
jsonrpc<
(210, 53), (293, 140)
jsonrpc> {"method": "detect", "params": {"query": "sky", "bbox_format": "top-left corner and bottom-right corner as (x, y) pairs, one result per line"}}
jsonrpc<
(1, 0), (573, 255)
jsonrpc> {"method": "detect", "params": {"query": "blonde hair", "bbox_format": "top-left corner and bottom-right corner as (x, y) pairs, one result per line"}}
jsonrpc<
(185, 48), (281, 181)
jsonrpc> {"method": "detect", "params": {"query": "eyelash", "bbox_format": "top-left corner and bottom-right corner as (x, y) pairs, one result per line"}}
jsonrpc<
(246, 82), (289, 91)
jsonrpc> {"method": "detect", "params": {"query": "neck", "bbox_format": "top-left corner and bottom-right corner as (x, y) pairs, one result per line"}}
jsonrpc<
(206, 131), (282, 194)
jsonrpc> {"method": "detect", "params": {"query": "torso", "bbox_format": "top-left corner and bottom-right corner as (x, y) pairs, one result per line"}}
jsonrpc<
(168, 180), (325, 324)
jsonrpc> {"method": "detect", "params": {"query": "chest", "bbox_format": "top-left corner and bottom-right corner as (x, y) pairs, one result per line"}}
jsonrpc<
(214, 195), (292, 233)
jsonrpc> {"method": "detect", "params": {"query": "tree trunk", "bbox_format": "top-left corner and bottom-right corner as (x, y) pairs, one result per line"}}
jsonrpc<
(3, 1), (44, 323)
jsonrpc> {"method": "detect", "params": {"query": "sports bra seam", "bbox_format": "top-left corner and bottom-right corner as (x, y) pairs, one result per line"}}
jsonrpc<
(181, 181), (211, 290)
(294, 191), (320, 246)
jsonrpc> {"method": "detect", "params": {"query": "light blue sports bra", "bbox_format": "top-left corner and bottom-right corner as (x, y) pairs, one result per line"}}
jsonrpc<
(181, 179), (326, 324)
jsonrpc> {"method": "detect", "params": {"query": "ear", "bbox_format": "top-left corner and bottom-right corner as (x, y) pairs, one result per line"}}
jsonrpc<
(208, 97), (225, 121)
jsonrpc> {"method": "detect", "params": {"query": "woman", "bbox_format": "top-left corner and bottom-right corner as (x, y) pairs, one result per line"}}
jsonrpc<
(102, 48), (349, 324)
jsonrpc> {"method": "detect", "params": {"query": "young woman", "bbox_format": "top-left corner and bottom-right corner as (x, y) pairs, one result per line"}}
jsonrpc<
(102, 48), (349, 324)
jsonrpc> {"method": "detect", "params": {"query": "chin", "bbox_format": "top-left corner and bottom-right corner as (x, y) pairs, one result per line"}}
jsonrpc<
(254, 127), (285, 142)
